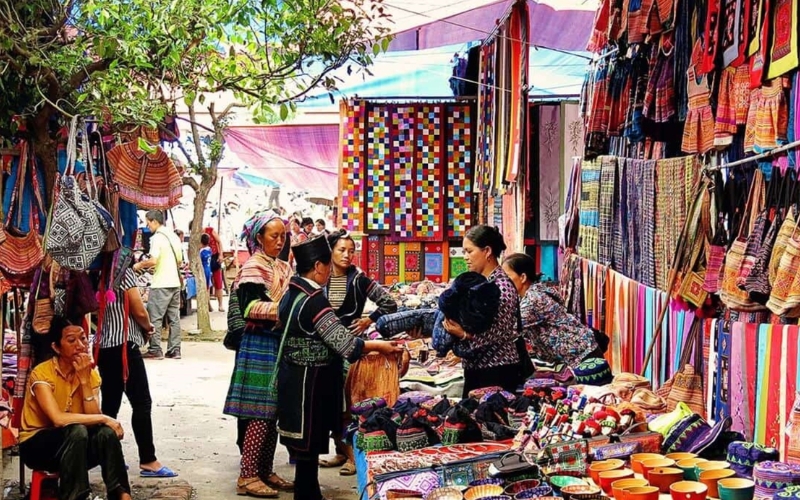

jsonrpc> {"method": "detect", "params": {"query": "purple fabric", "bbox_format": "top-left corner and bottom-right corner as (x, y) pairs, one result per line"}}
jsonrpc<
(224, 125), (339, 197)
(388, 0), (595, 52)
(730, 322), (747, 437)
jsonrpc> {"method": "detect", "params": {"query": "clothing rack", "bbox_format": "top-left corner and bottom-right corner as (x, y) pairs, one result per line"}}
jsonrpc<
(706, 138), (800, 171)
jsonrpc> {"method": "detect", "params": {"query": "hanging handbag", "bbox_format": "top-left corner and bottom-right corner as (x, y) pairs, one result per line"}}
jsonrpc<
(224, 286), (246, 351)
(46, 117), (112, 270)
(31, 266), (53, 335)
(745, 210), (783, 304)
(703, 218), (728, 293)
(0, 143), (45, 288)
(766, 214), (800, 316)
(657, 319), (705, 417)
(720, 170), (767, 311)
(65, 270), (99, 318)
(769, 206), (797, 285)
(93, 131), (122, 253)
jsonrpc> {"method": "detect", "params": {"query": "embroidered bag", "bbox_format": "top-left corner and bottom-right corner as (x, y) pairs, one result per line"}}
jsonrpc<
(703, 220), (728, 293)
(770, 207), (798, 285)
(767, 216), (800, 316)
(0, 144), (44, 288)
(535, 434), (589, 477)
(721, 170), (766, 311)
(658, 319), (705, 417)
(46, 117), (112, 270)
(224, 288), (246, 351)
(31, 266), (53, 335)
(736, 210), (769, 289)
(745, 210), (783, 304)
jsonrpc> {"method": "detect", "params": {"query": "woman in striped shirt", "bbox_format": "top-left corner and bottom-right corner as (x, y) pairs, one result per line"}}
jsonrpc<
(95, 255), (177, 478)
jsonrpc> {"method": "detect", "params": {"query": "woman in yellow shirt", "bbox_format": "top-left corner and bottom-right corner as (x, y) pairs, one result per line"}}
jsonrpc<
(20, 317), (131, 500)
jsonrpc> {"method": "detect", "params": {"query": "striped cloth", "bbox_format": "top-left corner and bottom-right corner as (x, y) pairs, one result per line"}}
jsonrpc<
(654, 156), (697, 290)
(640, 160), (657, 289)
(744, 78), (790, 153)
(579, 159), (602, 261)
(613, 158), (628, 272)
(598, 156), (617, 265)
(626, 159), (644, 282)
(327, 274), (348, 310)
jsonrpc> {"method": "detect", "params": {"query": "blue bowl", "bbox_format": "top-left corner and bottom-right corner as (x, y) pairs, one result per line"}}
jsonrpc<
(470, 478), (506, 488)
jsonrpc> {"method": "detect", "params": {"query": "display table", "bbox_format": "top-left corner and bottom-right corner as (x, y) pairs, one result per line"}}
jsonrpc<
(355, 439), (511, 499)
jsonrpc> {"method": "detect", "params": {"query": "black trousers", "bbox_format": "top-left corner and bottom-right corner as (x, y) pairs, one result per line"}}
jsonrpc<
(97, 342), (157, 464)
(294, 455), (322, 500)
(20, 425), (130, 500)
(462, 364), (524, 399)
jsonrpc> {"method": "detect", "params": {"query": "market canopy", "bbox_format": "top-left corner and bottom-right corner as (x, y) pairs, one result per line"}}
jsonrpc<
(224, 125), (339, 198)
(382, 0), (597, 52)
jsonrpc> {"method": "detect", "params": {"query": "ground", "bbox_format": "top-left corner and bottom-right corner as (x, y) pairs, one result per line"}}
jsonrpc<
(2, 307), (361, 500)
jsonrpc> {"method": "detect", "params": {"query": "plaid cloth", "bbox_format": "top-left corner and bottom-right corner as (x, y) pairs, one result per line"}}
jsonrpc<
(608, 60), (633, 136)
(613, 158), (628, 271)
(654, 156), (697, 290)
(628, 0), (647, 44)
(644, 49), (676, 123)
(640, 160), (658, 288)
(626, 159), (644, 281)
(588, 63), (612, 135)
(598, 156), (618, 265)
(579, 159), (602, 261)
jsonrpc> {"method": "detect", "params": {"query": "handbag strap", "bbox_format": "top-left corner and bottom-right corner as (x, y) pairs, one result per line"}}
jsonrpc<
(268, 293), (307, 390)
(739, 170), (766, 239)
(80, 120), (99, 200)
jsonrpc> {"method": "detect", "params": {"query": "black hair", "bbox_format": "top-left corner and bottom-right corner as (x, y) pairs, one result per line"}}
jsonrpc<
(201, 233), (211, 245)
(327, 229), (354, 250)
(48, 316), (74, 350)
(301, 217), (314, 227)
(503, 253), (536, 280)
(295, 252), (332, 275)
(315, 219), (326, 227)
(465, 225), (507, 258)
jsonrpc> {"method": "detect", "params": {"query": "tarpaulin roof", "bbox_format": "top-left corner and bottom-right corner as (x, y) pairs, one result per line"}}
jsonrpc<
(297, 44), (589, 109)
(224, 125), (339, 198)
(382, 0), (598, 52)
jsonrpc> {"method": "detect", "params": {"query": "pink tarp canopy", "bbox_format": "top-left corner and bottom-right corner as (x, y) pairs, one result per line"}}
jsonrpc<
(385, 0), (596, 52)
(225, 125), (339, 198)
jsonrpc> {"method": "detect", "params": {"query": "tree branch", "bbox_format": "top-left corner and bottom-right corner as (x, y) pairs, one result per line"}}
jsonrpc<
(183, 175), (200, 191)
(187, 104), (206, 166)
(67, 58), (112, 91)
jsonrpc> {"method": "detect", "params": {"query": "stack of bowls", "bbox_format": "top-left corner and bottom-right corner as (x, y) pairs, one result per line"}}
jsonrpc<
(598, 470), (635, 496)
(610, 478), (650, 499)
(561, 484), (603, 500)
(677, 458), (709, 481)
(589, 459), (625, 484)
(699, 469), (737, 498)
(641, 458), (676, 481)
(631, 454), (666, 475)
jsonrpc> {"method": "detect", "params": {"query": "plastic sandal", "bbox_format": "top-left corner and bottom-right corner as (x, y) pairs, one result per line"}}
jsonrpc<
(140, 466), (178, 478)
(339, 461), (356, 476)
(265, 473), (294, 492)
(236, 477), (278, 498)
(319, 454), (347, 468)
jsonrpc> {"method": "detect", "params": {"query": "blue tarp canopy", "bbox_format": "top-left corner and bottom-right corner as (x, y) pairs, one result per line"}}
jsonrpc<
(297, 44), (589, 109)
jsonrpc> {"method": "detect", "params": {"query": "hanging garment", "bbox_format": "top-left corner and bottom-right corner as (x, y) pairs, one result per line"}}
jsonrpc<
(682, 66), (715, 154)
(644, 46), (677, 123)
(749, 0), (773, 88)
(721, 0), (744, 68)
(744, 78), (790, 153)
(702, 0), (723, 74)
(766, 0), (799, 79)
(105, 142), (182, 211)
(716, 67), (740, 146)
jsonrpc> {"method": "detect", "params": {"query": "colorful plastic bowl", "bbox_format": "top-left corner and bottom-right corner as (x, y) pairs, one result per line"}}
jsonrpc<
(464, 484), (504, 500)
(625, 486), (660, 500)
(469, 478), (505, 488)
(641, 458), (677, 481)
(677, 458), (709, 481)
(504, 479), (540, 496)
(549, 475), (587, 492)
(670, 481), (709, 500)
(589, 459), (625, 484)
(717, 478), (755, 500)
(599, 469), (635, 496)
(611, 478), (650, 499)
(561, 484), (603, 500)
(631, 454), (665, 475)
(424, 487), (464, 500)
(666, 452), (699, 462)
(699, 469), (736, 498)
(649, 467), (685, 493)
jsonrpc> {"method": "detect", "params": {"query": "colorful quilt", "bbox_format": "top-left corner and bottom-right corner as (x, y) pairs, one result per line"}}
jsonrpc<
(392, 105), (416, 240)
(365, 105), (392, 232)
(424, 242), (449, 283)
(447, 104), (473, 239)
(339, 100), (366, 232)
(414, 105), (445, 241)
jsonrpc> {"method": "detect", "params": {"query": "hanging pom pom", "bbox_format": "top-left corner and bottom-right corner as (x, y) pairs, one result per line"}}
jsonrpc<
(106, 290), (117, 303)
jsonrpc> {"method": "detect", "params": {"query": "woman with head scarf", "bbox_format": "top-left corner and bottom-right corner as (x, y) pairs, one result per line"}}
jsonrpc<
(223, 211), (294, 498)
(318, 230), (399, 475)
(276, 236), (403, 500)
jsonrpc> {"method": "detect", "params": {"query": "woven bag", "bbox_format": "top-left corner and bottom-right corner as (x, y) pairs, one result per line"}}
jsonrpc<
(45, 118), (112, 270)
(703, 219), (728, 293)
(736, 210), (770, 289)
(766, 218), (800, 316)
(721, 171), (766, 311)
(745, 210), (783, 304)
(658, 319), (705, 417)
(0, 144), (44, 288)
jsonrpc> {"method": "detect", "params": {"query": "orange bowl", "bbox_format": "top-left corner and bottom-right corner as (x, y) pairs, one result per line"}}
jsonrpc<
(631, 454), (665, 475)
(625, 486), (660, 500)
(599, 470), (635, 496)
(611, 478), (650, 499)
(648, 467), (685, 493)
(670, 481), (708, 500)
(666, 452), (698, 462)
(589, 459), (625, 484)
(641, 458), (676, 481)
(699, 469), (736, 498)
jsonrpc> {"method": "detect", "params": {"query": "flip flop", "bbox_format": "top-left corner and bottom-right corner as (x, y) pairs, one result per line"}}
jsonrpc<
(140, 466), (178, 478)
(319, 455), (347, 468)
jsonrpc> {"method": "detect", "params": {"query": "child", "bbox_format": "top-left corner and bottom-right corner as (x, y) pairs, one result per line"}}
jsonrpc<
(200, 233), (213, 310)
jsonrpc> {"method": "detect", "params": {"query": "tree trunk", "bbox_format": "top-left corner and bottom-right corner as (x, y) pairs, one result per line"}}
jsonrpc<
(188, 177), (217, 334)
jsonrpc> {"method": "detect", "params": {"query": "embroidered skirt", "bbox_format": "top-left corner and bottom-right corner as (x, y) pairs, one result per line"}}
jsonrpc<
(223, 330), (280, 420)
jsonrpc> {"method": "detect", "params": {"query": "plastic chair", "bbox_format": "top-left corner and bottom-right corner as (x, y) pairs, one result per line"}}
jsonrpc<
(29, 470), (59, 500)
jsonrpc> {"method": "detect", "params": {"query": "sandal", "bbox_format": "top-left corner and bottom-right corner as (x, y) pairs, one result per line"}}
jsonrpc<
(339, 460), (356, 476)
(236, 477), (278, 498)
(319, 454), (347, 468)
(265, 473), (294, 492)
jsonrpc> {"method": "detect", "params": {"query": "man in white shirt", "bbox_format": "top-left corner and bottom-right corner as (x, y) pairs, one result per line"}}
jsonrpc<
(134, 210), (184, 360)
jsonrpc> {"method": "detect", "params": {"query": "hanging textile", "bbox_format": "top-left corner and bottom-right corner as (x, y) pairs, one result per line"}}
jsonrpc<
(365, 105), (392, 233)
(339, 100), (366, 232)
(423, 242), (449, 284)
(446, 104), (473, 240)
(578, 158), (601, 261)
(597, 156), (617, 265)
(766, 0), (799, 79)
(721, 0), (744, 68)
(538, 104), (562, 242)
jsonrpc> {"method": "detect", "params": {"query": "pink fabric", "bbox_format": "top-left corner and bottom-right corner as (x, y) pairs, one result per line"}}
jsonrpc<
(224, 125), (339, 197)
(730, 322), (747, 436)
(388, 0), (595, 52)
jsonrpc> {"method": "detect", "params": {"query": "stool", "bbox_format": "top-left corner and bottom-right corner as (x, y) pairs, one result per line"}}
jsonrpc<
(29, 470), (58, 500)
